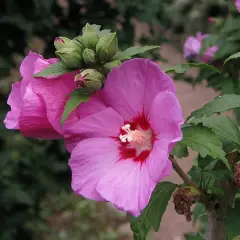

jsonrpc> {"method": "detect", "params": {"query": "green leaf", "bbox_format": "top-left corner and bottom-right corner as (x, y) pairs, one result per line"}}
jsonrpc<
(215, 43), (240, 60)
(164, 63), (220, 74)
(171, 141), (189, 158)
(185, 233), (203, 240)
(191, 115), (240, 146)
(61, 89), (90, 124)
(224, 52), (240, 65)
(232, 236), (240, 240)
(113, 46), (160, 60)
(225, 200), (240, 240)
(179, 125), (230, 169)
(193, 203), (206, 224)
(33, 62), (71, 77)
(130, 182), (177, 240)
(187, 94), (240, 121)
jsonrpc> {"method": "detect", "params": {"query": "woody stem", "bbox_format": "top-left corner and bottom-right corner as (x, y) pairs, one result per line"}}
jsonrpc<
(170, 155), (198, 189)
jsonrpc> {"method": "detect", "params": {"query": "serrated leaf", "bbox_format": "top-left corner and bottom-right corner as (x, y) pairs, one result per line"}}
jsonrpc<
(187, 94), (240, 121)
(61, 89), (90, 124)
(224, 52), (240, 65)
(34, 62), (71, 77)
(164, 63), (220, 74)
(130, 182), (176, 240)
(113, 46), (159, 60)
(180, 125), (230, 169)
(225, 200), (240, 240)
(191, 115), (240, 147)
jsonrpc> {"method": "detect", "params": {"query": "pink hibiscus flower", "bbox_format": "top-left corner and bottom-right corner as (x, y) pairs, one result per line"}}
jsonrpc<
(4, 51), (77, 139)
(64, 59), (183, 216)
(234, 0), (240, 12)
(184, 32), (218, 63)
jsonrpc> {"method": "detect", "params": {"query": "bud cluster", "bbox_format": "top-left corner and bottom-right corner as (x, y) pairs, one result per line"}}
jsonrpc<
(173, 187), (200, 222)
(54, 23), (121, 93)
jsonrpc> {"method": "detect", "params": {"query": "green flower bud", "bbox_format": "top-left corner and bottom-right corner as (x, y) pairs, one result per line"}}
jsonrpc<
(55, 48), (83, 69)
(103, 59), (121, 75)
(96, 32), (118, 62)
(82, 48), (96, 64)
(82, 23), (96, 33)
(80, 32), (99, 50)
(54, 37), (71, 50)
(77, 69), (103, 93)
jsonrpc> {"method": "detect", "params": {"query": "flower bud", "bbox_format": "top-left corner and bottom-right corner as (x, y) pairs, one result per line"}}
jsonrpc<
(75, 69), (103, 93)
(54, 36), (84, 54)
(103, 59), (121, 75)
(80, 32), (99, 50)
(54, 37), (72, 50)
(96, 32), (118, 62)
(82, 23), (96, 33)
(55, 48), (83, 69)
(82, 48), (96, 64)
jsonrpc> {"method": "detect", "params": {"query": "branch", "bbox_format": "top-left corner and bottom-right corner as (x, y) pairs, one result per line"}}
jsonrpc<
(170, 155), (198, 189)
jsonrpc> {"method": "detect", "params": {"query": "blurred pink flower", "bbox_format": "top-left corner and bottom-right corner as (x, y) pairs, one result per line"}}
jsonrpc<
(234, 0), (240, 12)
(64, 59), (183, 216)
(4, 51), (77, 139)
(184, 32), (218, 63)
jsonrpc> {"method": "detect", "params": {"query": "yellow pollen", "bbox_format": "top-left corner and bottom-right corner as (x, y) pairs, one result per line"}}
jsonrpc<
(130, 130), (145, 145)
(119, 124), (152, 150)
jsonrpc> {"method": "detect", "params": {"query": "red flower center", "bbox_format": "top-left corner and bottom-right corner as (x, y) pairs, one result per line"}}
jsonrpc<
(118, 114), (156, 163)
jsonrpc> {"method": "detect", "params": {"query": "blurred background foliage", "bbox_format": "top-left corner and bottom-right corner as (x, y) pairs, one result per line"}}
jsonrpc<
(0, 0), (233, 239)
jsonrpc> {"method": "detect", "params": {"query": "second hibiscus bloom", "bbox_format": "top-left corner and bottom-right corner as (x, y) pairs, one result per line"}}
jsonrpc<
(64, 59), (184, 217)
(184, 32), (218, 63)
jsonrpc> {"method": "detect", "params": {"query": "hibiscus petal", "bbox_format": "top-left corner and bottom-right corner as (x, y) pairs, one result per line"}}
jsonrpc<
(97, 160), (156, 217)
(19, 83), (62, 139)
(102, 59), (175, 120)
(149, 91), (183, 145)
(69, 138), (119, 201)
(64, 107), (123, 152)
(4, 82), (22, 129)
(146, 139), (173, 182)
(76, 91), (107, 119)
(31, 71), (76, 134)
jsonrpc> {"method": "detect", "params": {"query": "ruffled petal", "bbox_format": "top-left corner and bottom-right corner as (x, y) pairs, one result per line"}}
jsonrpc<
(146, 139), (173, 182)
(102, 59), (175, 120)
(4, 82), (22, 129)
(97, 160), (156, 217)
(19, 83), (62, 139)
(149, 91), (183, 142)
(69, 138), (119, 201)
(31, 71), (77, 134)
(64, 107), (123, 152)
(184, 36), (201, 59)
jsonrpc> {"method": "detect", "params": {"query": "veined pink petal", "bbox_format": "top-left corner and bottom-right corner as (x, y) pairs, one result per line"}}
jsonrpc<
(4, 82), (22, 129)
(19, 82), (62, 139)
(69, 138), (120, 201)
(149, 91), (183, 143)
(183, 36), (201, 59)
(201, 45), (219, 63)
(102, 59), (175, 120)
(146, 139), (172, 182)
(64, 107), (123, 151)
(76, 91), (107, 119)
(31, 71), (77, 134)
(97, 160), (155, 217)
